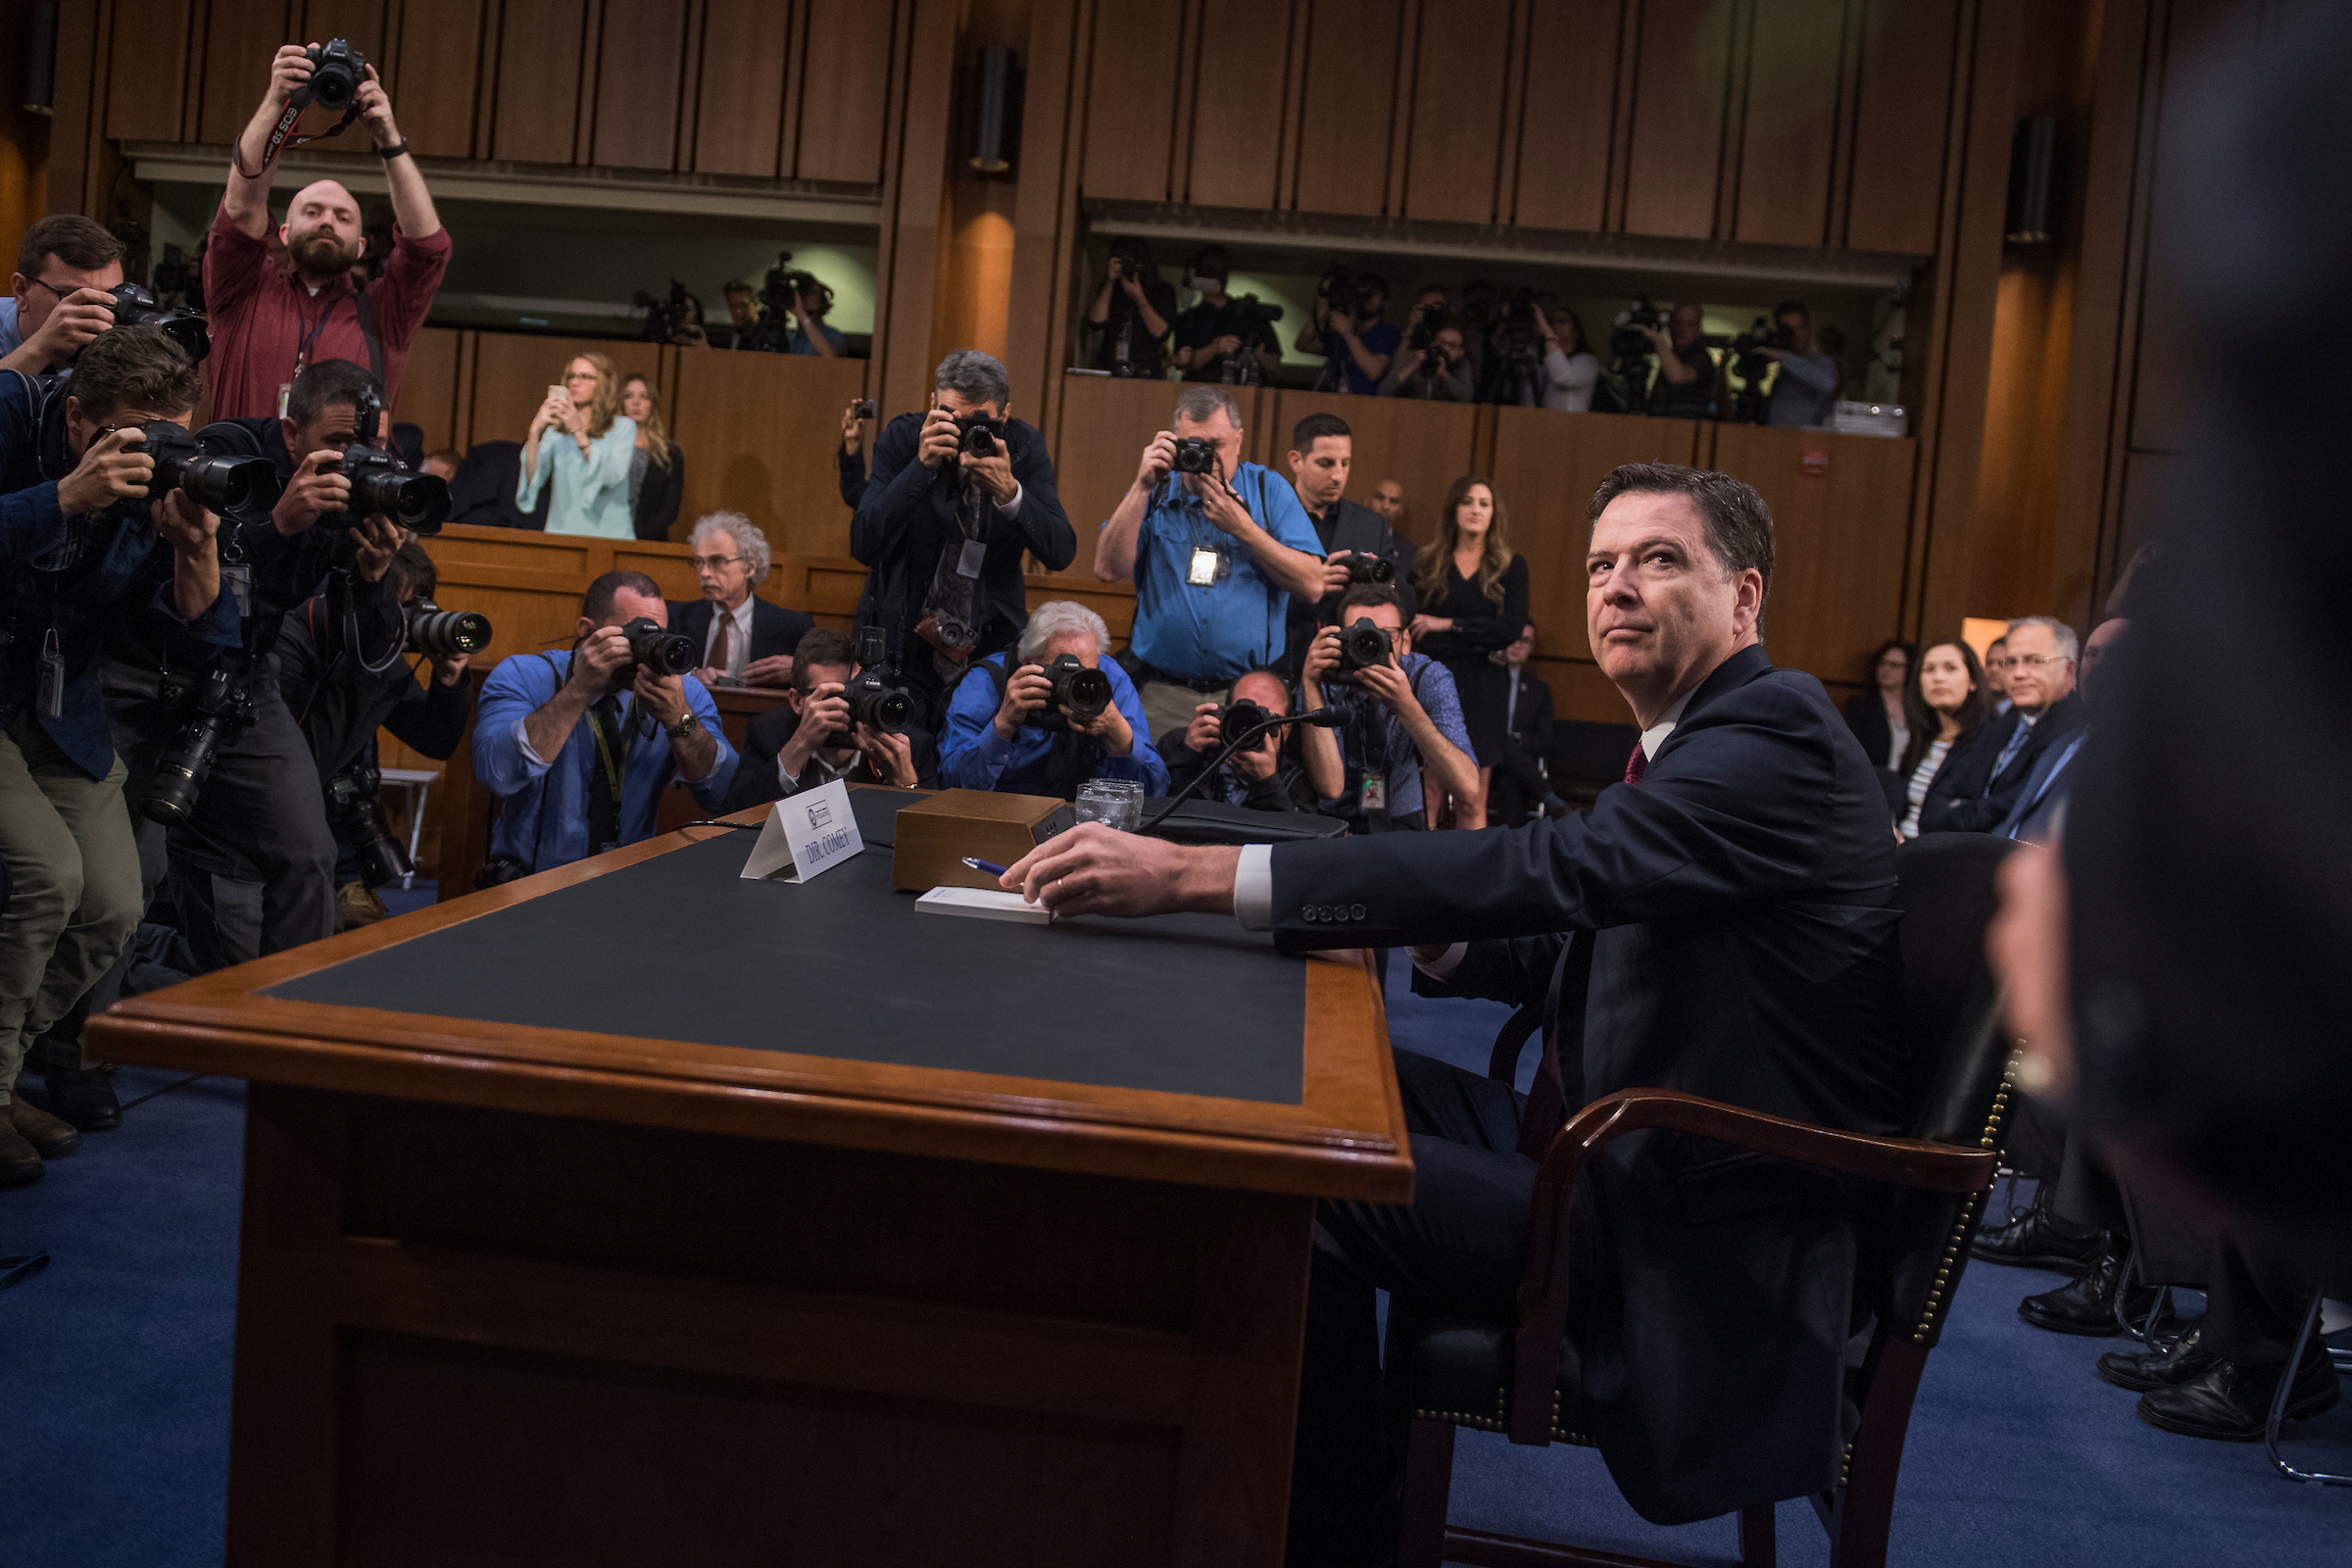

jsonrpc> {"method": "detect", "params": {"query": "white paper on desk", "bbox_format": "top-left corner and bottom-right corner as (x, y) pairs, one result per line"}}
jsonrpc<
(916, 886), (1054, 924)
(739, 778), (864, 883)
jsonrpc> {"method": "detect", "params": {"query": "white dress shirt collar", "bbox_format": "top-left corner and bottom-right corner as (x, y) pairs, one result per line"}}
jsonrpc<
(1639, 684), (1698, 760)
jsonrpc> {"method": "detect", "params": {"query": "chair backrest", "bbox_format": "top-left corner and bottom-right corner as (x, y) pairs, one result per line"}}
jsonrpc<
(1547, 720), (1641, 792)
(1859, 834), (2021, 1348)
(447, 440), (552, 531)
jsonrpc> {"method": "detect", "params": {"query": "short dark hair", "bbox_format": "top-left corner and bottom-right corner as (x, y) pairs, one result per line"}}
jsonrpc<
(1774, 299), (1810, 322)
(581, 569), (662, 622)
(791, 627), (858, 691)
(1588, 463), (1775, 607)
(67, 324), (201, 421)
(16, 215), (122, 280)
(1290, 411), (1350, 454)
(1337, 582), (1401, 618)
(388, 541), (437, 602)
(287, 359), (381, 429)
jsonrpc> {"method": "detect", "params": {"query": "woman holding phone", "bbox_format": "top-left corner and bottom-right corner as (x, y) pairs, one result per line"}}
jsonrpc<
(519, 352), (637, 537)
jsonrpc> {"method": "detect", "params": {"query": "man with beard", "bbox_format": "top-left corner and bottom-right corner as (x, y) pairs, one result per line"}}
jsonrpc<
(205, 42), (451, 418)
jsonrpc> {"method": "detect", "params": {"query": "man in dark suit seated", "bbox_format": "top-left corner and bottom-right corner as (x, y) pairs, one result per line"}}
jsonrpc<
(1000, 463), (1906, 1559)
(668, 512), (812, 691)
(1488, 621), (1570, 824)
(720, 628), (936, 813)
(1917, 614), (2086, 834)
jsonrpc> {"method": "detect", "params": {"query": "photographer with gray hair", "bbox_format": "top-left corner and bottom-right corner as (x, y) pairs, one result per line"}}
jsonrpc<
(668, 511), (810, 689)
(851, 350), (1075, 726)
(938, 600), (1168, 798)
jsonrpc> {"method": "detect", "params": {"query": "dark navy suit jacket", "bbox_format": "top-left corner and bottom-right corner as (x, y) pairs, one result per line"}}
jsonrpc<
(1267, 642), (1906, 1523)
(1917, 690), (2087, 835)
(667, 596), (813, 671)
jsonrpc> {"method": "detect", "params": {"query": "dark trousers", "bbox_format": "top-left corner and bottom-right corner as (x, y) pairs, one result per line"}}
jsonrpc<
(2205, 1236), (2323, 1368)
(1489, 740), (1552, 826)
(2050, 1132), (2212, 1288)
(1292, 1049), (1537, 1567)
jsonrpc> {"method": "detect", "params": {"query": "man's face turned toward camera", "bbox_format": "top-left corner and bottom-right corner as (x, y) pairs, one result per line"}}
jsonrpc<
(282, 180), (365, 280)
(1289, 435), (1350, 513)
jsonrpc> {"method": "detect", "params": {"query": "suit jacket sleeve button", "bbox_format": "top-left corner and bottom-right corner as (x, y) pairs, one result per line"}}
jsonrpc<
(1351, 905), (1366, 920)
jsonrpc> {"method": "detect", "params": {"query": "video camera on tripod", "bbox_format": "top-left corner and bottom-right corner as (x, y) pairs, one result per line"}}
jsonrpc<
(633, 279), (698, 344)
(739, 251), (831, 353)
(1721, 316), (1792, 424)
(1600, 295), (1672, 416)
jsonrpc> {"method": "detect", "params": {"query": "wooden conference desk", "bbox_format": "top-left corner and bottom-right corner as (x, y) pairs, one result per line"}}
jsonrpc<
(89, 790), (1410, 1567)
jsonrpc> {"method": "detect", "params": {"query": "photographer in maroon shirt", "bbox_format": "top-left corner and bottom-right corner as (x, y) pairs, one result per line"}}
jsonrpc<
(204, 42), (451, 419)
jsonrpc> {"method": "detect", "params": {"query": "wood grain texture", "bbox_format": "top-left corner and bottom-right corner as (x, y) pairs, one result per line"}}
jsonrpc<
(197, 1), (297, 148)
(1734, 0), (1846, 248)
(490, 0), (590, 165)
(1844, 0), (1958, 255)
(1400, 0), (1514, 224)
(666, 348), (868, 557)
(1080, 0), (1180, 201)
(1187, 0), (1293, 210)
(1268, 389), (1483, 550)
(301, 0), (390, 65)
(588, 2), (688, 171)
(1511, 0), (1624, 232)
(795, 0), (894, 183)
(1621, 0), (1738, 240)
(389, 325), (463, 450)
(388, 0), (493, 160)
(106, 0), (196, 142)
(689, 0), (793, 176)
(1292, 0), (1404, 218)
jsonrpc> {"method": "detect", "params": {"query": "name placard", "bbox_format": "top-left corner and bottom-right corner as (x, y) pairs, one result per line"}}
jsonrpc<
(739, 778), (865, 884)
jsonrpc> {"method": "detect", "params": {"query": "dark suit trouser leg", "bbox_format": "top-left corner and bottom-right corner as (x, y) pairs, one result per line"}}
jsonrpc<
(1290, 1050), (1537, 1567)
(2203, 1235), (2319, 1368)
(161, 691), (337, 970)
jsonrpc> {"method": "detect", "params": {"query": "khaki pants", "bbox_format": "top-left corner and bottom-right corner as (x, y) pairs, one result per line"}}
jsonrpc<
(0, 712), (140, 1102)
(1139, 679), (1231, 749)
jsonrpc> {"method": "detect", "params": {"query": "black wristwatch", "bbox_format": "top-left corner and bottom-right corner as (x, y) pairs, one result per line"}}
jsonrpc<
(373, 139), (412, 160)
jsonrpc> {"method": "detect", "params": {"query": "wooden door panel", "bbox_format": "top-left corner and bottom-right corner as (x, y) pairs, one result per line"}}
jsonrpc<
(492, 0), (591, 165)
(1734, 0), (1844, 248)
(110, 0), (198, 143)
(391, 0), (491, 160)
(1401, 0), (1514, 224)
(796, 0), (894, 183)
(667, 350), (869, 558)
(392, 326), (466, 453)
(1081, 5), (1180, 202)
(1188, 0), (1292, 210)
(1292, 0), (1403, 218)
(1512, 0), (1623, 233)
(591, 6), (689, 171)
(198, 3), (298, 148)
(691, 0), (792, 176)
(1621, 0), (1736, 241)
(1844, 0), (1958, 255)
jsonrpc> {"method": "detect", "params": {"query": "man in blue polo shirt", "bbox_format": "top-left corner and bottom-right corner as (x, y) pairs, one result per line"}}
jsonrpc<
(1095, 384), (1326, 738)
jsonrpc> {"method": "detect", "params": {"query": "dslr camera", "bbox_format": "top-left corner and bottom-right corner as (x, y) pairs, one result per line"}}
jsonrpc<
(1171, 435), (1217, 475)
(319, 388), (450, 533)
(324, 759), (412, 890)
(1318, 263), (1369, 319)
(405, 599), (492, 659)
(956, 413), (1005, 459)
(1216, 697), (1274, 754)
(143, 664), (258, 827)
(836, 627), (916, 736)
(103, 422), (279, 526)
(104, 282), (210, 366)
(296, 38), (368, 113)
(1345, 555), (1395, 585)
(1029, 653), (1112, 731)
(1408, 299), (1451, 353)
(1336, 621), (1394, 673)
(622, 616), (700, 677)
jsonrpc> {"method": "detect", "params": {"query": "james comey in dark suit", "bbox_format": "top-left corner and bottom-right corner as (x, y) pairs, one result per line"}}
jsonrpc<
(998, 464), (1907, 1558)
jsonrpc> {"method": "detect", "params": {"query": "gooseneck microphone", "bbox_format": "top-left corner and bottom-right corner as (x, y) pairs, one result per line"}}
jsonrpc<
(1135, 709), (1345, 835)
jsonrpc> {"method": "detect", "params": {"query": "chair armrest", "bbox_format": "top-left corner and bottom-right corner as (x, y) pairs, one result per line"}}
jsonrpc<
(1503, 1088), (1997, 1444)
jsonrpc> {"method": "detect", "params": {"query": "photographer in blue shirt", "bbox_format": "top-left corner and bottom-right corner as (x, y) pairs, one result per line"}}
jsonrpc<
(940, 600), (1167, 800)
(1095, 385), (1326, 738)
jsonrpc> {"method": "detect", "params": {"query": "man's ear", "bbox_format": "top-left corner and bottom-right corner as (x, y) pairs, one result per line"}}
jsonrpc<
(279, 416), (303, 452)
(574, 616), (598, 643)
(1285, 450), (1302, 477)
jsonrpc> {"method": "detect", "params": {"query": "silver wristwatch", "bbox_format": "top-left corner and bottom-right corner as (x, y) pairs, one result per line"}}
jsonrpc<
(666, 711), (704, 740)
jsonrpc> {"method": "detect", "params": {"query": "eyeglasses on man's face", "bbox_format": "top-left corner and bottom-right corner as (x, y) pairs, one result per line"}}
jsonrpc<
(1990, 654), (2068, 670)
(691, 555), (744, 572)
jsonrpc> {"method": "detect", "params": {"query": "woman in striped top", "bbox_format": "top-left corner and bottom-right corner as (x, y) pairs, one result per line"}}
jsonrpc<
(1895, 639), (1991, 839)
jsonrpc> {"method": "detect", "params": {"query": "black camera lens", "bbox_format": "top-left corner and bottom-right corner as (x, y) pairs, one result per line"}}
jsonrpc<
(843, 679), (914, 735)
(958, 416), (1002, 458)
(1346, 556), (1395, 584)
(406, 600), (492, 658)
(1218, 698), (1272, 751)
(105, 284), (212, 366)
(1171, 435), (1216, 474)
(1042, 653), (1111, 721)
(305, 39), (365, 111)
(339, 451), (451, 534)
(142, 719), (220, 826)
(621, 616), (699, 677)
(326, 761), (413, 889)
(118, 423), (280, 524)
(1337, 622), (1394, 672)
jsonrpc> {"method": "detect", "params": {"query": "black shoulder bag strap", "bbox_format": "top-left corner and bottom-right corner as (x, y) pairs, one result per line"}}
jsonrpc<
(353, 289), (385, 387)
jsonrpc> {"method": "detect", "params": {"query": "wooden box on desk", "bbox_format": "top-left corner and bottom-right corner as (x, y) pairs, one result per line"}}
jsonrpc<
(893, 789), (1075, 891)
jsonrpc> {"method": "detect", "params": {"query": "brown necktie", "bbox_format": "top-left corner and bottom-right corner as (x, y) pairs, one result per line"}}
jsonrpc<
(709, 612), (732, 675)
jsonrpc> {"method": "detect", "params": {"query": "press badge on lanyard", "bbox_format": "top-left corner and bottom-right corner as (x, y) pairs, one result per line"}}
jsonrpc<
(35, 628), (65, 719)
(956, 539), (986, 578)
(222, 563), (253, 616)
(1186, 539), (1231, 587)
(1358, 767), (1386, 814)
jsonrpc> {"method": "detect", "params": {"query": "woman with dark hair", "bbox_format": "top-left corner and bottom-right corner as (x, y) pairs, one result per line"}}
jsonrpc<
(1408, 476), (1528, 830)
(1894, 638), (1991, 839)
(1084, 236), (1176, 377)
(1841, 638), (1914, 773)
(621, 372), (685, 541)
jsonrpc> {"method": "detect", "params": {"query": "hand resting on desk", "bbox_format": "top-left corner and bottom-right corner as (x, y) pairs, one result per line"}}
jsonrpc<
(1002, 822), (1239, 920)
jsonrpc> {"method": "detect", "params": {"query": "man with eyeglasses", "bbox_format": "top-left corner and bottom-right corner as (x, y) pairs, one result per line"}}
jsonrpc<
(1, 217), (125, 374)
(668, 512), (810, 690)
(1918, 614), (2086, 834)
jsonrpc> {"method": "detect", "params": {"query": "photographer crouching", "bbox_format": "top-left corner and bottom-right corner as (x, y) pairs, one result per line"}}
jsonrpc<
(1155, 668), (1315, 815)
(274, 540), (478, 926)
(721, 628), (936, 813)
(850, 351), (1073, 728)
(471, 571), (735, 881)
(0, 326), (239, 1158)
(940, 601), (1168, 799)
(1298, 583), (1477, 832)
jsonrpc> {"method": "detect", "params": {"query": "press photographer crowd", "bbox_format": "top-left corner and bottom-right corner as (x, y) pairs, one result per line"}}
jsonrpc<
(2, 29), (2342, 1492)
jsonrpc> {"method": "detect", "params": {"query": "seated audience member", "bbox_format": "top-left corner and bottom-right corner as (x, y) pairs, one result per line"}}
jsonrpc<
(1, 215), (123, 373)
(1281, 412), (1416, 672)
(838, 398), (870, 510)
(939, 601), (1168, 799)
(1983, 633), (2014, 712)
(670, 513), (809, 690)
(1840, 639), (1912, 773)
(444, 440), (548, 530)
(1892, 639), (1989, 840)
(852, 350), (1074, 727)
(1996, 615), (2126, 843)
(1378, 322), (1473, 402)
(721, 629), (936, 813)
(1489, 624), (1568, 824)
(1170, 246), (1283, 384)
(995, 463), (1904, 1561)
(422, 448), (461, 481)
(621, 374), (684, 542)
(1917, 615), (2085, 834)
(471, 571), (735, 880)
(1368, 477), (1407, 533)
(1086, 236), (1177, 377)
(1155, 668), (1316, 814)
(519, 352), (637, 537)
(1297, 584), (1477, 832)
(1535, 306), (1599, 413)
(1295, 272), (1396, 396)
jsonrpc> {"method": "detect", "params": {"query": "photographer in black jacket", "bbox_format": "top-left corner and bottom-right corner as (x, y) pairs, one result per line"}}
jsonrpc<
(1155, 667), (1316, 815)
(720, 627), (937, 813)
(850, 350), (1074, 727)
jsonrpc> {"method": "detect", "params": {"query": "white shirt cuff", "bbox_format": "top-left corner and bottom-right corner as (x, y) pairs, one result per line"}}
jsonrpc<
(514, 717), (552, 773)
(1234, 843), (1274, 931)
(1413, 943), (1469, 981)
(999, 480), (1025, 518)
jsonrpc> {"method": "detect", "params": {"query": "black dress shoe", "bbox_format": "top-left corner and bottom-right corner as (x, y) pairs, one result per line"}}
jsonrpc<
(40, 1064), (121, 1132)
(5, 1098), (80, 1160)
(0, 1118), (43, 1189)
(2098, 1317), (2217, 1391)
(2018, 1236), (2170, 1337)
(2137, 1345), (2340, 1441)
(1971, 1199), (2101, 1271)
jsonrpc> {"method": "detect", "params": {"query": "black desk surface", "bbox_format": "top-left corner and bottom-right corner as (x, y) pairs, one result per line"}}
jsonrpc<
(269, 794), (1305, 1105)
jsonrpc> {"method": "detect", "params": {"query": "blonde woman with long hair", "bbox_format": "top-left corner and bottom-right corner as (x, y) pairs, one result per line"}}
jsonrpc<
(520, 351), (637, 537)
(621, 372), (686, 540)
(1409, 475), (1529, 829)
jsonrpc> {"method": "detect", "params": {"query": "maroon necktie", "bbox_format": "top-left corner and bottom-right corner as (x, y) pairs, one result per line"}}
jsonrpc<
(1624, 741), (1648, 784)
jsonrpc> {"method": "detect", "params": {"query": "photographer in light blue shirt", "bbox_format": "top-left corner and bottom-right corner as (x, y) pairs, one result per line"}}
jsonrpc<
(1095, 384), (1325, 738)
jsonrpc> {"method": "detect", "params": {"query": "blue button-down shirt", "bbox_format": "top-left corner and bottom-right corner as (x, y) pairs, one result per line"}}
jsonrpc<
(473, 650), (738, 872)
(939, 653), (1170, 797)
(1123, 462), (1321, 682)
(1310, 654), (1471, 824)
(0, 299), (20, 361)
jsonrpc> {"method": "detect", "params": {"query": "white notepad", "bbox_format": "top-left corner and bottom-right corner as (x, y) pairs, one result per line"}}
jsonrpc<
(915, 886), (1054, 924)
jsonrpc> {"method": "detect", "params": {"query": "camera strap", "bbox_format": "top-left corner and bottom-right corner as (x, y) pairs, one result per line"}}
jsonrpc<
(235, 98), (366, 179)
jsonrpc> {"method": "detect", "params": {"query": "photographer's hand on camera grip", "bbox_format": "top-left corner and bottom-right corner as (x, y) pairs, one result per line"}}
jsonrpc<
(916, 409), (963, 470)
(57, 427), (151, 516)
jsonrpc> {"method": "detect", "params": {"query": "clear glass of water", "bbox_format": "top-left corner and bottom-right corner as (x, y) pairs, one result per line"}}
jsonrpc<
(1074, 778), (1144, 832)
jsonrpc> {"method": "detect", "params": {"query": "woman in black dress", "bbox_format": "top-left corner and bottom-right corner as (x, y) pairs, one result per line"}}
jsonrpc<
(1409, 475), (1528, 829)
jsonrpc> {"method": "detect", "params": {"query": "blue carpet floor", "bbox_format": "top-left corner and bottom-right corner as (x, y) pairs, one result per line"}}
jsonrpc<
(2, 950), (2344, 1566)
